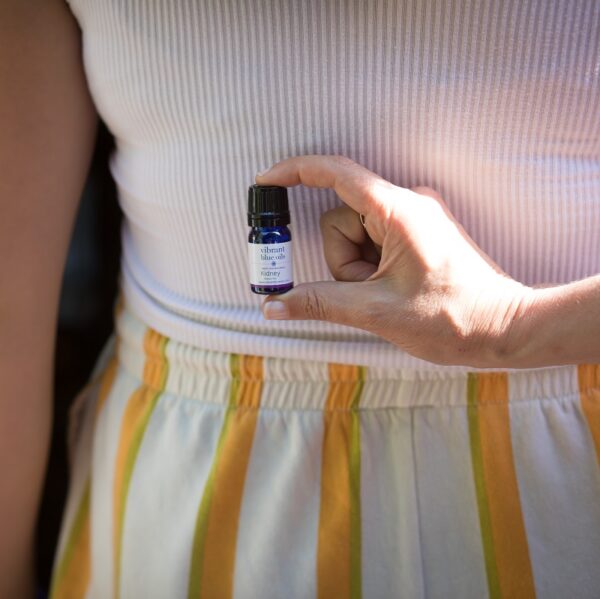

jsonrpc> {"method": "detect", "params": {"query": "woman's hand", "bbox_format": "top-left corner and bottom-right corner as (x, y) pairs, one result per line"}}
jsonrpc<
(255, 155), (536, 367)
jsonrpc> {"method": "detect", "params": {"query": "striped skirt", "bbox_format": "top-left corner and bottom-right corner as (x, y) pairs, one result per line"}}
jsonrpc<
(49, 300), (600, 599)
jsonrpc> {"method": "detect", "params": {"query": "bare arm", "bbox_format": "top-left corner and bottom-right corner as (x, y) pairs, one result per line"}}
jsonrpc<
(0, 1), (97, 596)
(500, 274), (600, 368)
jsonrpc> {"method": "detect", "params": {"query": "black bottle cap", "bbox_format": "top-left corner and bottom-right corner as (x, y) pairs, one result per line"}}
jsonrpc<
(247, 184), (290, 226)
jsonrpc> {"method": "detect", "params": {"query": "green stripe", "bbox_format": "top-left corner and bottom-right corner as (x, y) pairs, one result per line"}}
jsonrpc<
(187, 354), (240, 599)
(467, 373), (501, 599)
(349, 366), (365, 599)
(49, 478), (91, 598)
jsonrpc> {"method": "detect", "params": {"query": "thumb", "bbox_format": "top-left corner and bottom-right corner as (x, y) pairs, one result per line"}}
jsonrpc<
(262, 280), (382, 328)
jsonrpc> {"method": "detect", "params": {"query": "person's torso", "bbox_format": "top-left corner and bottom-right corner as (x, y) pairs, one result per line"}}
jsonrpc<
(66, 0), (600, 369)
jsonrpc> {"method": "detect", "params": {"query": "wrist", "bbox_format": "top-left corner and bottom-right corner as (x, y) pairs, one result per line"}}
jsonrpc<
(459, 281), (537, 369)
(443, 278), (534, 368)
(491, 279), (596, 369)
(490, 285), (544, 369)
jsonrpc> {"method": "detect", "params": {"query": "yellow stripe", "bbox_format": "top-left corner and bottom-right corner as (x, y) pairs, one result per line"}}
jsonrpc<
(467, 375), (501, 599)
(317, 364), (364, 599)
(469, 372), (536, 599)
(50, 345), (121, 599)
(578, 364), (600, 463)
(112, 329), (169, 599)
(188, 354), (263, 599)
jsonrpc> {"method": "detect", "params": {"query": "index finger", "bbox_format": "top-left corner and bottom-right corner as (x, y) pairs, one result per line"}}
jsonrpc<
(255, 154), (397, 221)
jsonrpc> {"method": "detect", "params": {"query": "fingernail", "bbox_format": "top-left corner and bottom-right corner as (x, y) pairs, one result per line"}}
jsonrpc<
(263, 300), (288, 320)
(255, 166), (272, 178)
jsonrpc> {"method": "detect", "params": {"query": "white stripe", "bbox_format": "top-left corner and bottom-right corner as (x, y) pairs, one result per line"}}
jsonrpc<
(412, 405), (488, 598)
(120, 392), (225, 599)
(89, 371), (141, 597)
(233, 409), (323, 599)
(360, 409), (426, 598)
(510, 397), (600, 598)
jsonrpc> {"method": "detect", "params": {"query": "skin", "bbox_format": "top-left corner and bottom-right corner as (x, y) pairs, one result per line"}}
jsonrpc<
(0, 4), (597, 596)
(256, 155), (600, 368)
(0, 1), (97, 597)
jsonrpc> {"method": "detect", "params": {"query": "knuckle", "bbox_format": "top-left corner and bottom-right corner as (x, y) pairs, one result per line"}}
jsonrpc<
(319, 205), (350, 230)
(412, 185), (443, 203)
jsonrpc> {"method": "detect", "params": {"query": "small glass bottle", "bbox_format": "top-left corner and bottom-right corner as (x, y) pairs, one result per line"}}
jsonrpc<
(247, 184), (293, 294)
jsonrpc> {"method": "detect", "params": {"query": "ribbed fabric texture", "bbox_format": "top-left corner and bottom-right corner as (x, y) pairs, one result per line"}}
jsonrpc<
(67, 0), (600, 370)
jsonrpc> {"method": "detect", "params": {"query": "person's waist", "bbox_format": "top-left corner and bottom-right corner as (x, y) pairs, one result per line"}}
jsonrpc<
(113, 286), (590, 411)
(119, 257), (483, 372)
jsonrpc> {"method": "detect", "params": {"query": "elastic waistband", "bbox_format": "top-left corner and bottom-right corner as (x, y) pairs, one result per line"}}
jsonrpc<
(111, 296), (600, 410)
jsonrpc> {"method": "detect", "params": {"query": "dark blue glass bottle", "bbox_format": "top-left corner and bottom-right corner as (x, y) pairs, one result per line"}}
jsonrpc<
(247, 185), (294, 294)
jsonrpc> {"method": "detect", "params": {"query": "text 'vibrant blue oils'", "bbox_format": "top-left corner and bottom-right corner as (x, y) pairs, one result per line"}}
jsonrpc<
(247, 185), (293, 295)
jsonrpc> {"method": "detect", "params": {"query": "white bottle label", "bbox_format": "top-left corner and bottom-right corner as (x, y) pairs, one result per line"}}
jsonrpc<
(248, 241), (293, 286)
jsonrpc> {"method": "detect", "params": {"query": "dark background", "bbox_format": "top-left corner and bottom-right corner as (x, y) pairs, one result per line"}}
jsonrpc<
(35, 121), (122, 591)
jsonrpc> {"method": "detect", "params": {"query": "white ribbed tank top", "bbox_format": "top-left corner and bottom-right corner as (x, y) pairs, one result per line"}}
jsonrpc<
(66, 0), (600, 372)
